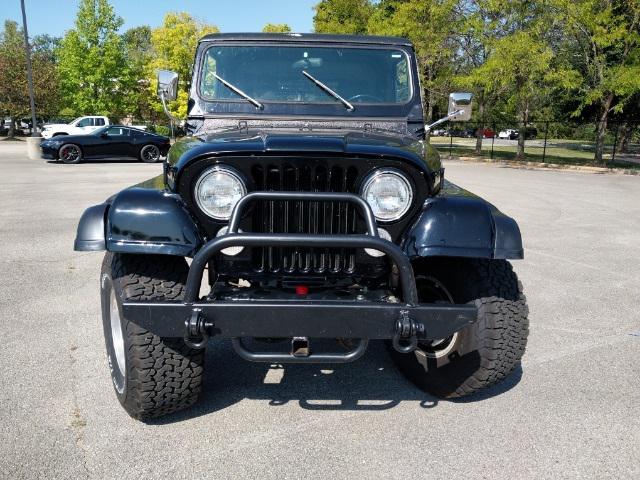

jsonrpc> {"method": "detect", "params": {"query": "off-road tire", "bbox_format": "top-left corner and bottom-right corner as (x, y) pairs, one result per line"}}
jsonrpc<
(100, 252), (204, 420)
(390, 258), (528, 398)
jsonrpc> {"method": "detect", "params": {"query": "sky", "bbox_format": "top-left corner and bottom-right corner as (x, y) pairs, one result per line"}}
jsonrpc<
(1, 0), (318, 37)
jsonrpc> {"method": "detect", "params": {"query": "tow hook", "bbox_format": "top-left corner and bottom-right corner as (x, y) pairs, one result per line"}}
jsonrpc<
(392, 310), (425, 354)
(184, 309), (213, 349)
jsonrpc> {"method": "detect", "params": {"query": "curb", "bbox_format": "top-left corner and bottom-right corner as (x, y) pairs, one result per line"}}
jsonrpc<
(447, 155), (640, 176)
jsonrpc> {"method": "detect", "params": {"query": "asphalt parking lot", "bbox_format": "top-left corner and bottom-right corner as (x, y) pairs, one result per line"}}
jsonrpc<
(1, 141), (639, 479)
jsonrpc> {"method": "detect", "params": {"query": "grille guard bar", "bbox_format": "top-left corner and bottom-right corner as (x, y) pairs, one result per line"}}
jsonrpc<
(227, 191), (379, 236)
(186, 191), (410, 304)
(121, 192), (478, 363)
(185, 232), (418, 304)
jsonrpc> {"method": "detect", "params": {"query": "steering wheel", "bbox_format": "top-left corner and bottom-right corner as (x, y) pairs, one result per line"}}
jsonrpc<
(348, 94), (383, 103)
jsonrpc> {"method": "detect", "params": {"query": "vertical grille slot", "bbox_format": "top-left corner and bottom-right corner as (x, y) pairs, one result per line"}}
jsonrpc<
(249, 160), (359, 275)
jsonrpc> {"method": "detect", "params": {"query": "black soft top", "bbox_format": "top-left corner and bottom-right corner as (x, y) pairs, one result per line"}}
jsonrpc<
(199, 32), (413, 47)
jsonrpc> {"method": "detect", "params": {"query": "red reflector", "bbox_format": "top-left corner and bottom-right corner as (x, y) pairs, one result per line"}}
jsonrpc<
(295, 285), (309, 296)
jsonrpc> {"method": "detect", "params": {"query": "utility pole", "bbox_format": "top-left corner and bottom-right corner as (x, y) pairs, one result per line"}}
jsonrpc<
(20, 0), (37, 135)
(20, 0), (41, 159)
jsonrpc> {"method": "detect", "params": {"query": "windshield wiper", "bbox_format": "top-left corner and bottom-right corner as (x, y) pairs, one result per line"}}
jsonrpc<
(302, 71), (354, 111)
(213, 73), (264, 110)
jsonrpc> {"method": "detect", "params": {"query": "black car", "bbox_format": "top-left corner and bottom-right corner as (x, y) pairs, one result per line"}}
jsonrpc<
(74, 33), (528, 420)
(41, 125), (170, 163)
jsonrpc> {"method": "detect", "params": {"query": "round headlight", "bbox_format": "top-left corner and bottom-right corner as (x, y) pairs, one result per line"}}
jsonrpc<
(361, 169), (413, 222)
(194, 166), (246, 220)
(216, 226), (244, 256)
(365, 228), (392, 257)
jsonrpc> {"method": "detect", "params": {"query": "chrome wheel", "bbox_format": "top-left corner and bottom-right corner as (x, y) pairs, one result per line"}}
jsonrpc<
(109, 289), (126, 382)
(140, 144), (160, 163)
(417, 332), (459, 359)
(413, 275), (460, 359)
(59, 144), (81, 163)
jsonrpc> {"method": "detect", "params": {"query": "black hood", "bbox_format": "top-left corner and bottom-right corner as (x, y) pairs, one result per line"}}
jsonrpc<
(167, 128), (441, 174)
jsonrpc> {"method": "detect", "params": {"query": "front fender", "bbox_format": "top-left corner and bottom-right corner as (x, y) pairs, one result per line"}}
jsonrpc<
(74, 203), (109, 251)
(106, 188), (203, 257)
(74, 187), (204, 257)
(403, 182), (523, 259)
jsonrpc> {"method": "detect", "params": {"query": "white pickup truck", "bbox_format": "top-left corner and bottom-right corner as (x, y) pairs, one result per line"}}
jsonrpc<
(41, 116), (146, 139)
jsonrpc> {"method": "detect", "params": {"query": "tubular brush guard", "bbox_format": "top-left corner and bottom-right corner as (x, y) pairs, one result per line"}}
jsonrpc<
(120, 192), (478, 363)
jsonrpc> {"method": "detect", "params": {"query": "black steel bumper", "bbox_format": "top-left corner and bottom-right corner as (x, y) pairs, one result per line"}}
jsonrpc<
(120, 192), (478, 363)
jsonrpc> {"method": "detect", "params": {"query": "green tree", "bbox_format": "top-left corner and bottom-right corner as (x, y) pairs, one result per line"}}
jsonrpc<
(57, 0), (131, 116)
(147, 12), (219, 119)
(367, 0), (460, 123)
(123, 26), (154, 121)
(123, 26), (152, 67)
(32, 34), (61, 61)
(262, 23), (292, 33)
(0, 20), (59, 137)
(313, 0), (373, 34)
(458, 1), (575, 160)
(611, 93), (640, 153)
(454, 1), (505, 154)
(552, 0), (640, 164)
(478, 30), (556, 159)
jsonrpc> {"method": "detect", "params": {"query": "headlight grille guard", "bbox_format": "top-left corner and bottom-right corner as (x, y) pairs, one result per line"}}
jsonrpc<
(121, 191), (478, 363)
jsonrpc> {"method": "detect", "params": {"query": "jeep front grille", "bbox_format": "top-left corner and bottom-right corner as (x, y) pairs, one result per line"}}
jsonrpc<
(250, 162), (360, 274)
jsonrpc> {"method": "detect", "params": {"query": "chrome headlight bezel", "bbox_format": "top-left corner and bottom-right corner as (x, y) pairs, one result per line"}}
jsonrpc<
(360, 168), (414, 222)
(193, 165), (247, 220)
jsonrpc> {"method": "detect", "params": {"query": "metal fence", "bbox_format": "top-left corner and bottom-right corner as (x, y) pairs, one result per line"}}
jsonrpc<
(429, 121), (639, 167)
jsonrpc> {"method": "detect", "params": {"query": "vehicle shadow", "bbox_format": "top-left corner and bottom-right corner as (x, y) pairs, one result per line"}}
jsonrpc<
(45, 159), (164, 165)
(148, 339), (523, 424)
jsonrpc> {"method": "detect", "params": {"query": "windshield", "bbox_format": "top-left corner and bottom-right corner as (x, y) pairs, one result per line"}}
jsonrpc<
(200, 45), (412, 105)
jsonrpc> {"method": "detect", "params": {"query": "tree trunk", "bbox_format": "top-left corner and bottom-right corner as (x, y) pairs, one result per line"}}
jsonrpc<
(516, 104), (529, 160)
(617, 123), (634, 154)
(7, 117), (15, 138)
(426, 89), (434, 124)
(474, 97), (485, 155)
(594, 94), (613, 165)
(423, 86), (434, 145)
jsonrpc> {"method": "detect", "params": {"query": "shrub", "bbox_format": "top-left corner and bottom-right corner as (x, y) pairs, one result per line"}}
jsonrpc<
(154, 125), (171, 136)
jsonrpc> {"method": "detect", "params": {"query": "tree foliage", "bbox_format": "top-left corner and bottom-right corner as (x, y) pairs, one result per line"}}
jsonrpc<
(147, 12), (219, 119)
(458, 2), (565, 158)
(56, 0), (132, 116)
(453, 1), (506, 153)
(262, 23), (292, 33)
(368, 0), (460, 122)
(0, 20), (60, 136)
(313, 0), (373, 34)
(552, 0), (640, 163)
(312, 0), (640, 163)
(122, 26), (154, 120)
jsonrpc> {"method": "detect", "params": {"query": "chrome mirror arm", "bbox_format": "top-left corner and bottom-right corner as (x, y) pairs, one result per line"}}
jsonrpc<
(425, 109), (465, 132)
(160, 92), (179, 140)
(160, 91), (180, 124)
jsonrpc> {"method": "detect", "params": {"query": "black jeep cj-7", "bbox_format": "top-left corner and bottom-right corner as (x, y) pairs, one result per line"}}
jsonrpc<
(75, 33), (528, 420)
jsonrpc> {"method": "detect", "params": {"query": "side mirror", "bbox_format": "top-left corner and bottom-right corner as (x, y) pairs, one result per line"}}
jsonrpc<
(448, 92), (473, 122)
(157, 70), (179, 102)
